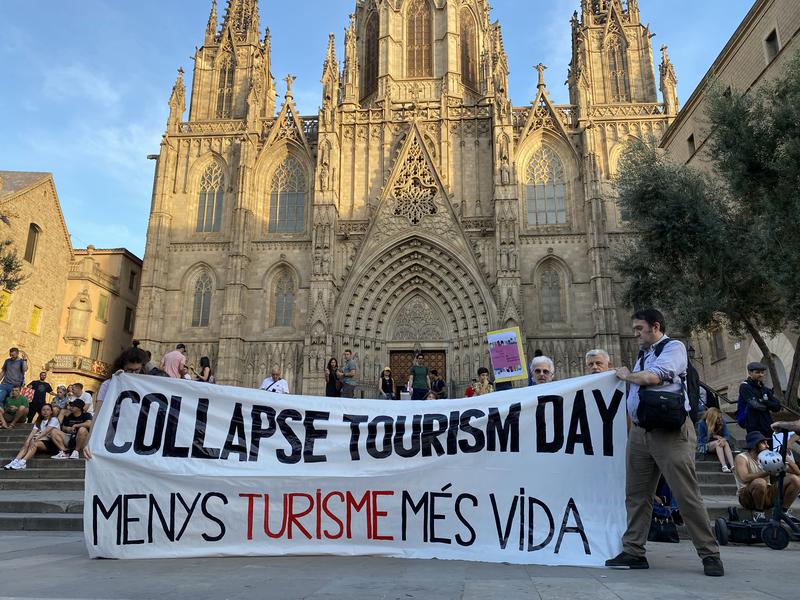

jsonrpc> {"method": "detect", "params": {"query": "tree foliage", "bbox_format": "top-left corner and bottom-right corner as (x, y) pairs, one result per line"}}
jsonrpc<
(0, 228), (25, 293)
(615, 51), (800, 408)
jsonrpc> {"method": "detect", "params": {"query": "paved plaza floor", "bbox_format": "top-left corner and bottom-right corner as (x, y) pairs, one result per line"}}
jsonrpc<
(0, 531), (796, 600)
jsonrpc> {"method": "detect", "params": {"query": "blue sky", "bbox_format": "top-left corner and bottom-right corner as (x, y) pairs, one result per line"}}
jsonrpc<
(0, 0), (752, 258)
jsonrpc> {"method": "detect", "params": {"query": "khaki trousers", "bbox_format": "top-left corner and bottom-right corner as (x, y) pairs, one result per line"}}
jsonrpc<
(622, 420), (719, 560)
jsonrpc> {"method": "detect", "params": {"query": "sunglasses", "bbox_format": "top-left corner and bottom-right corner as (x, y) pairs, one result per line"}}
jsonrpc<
(534, 368), (551, 375)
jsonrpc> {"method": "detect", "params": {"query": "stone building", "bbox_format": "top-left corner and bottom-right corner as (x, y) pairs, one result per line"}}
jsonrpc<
(135, 0), (678, 396)
(0, 171), (142, 395)
(660, 0), (800, 398)
(49, 246), (143, 393)
(0, 171), (72, 378)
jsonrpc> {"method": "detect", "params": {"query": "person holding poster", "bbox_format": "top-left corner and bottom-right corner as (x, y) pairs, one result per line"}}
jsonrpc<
(487, 327), (528, 384)
(607, 308), (723, 577)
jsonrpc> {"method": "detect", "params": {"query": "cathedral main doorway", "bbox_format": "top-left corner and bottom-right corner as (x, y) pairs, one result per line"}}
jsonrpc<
(390, 350), (446, 397)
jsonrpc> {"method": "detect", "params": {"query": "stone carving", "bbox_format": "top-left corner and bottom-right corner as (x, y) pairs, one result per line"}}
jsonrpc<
(393, 296), (443, 341)
(392, 137), (438, 225)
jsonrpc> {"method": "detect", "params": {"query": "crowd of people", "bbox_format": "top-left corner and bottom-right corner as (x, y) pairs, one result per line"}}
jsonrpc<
(3, 307), (800, 577)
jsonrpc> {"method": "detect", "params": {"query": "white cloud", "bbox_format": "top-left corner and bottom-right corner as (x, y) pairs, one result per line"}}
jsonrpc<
(43, 63), (122, 109)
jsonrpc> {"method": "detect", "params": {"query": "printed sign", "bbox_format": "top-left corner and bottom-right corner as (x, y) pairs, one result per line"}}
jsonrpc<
(85, 372), (627, 565)
(487, 327), (528, 383)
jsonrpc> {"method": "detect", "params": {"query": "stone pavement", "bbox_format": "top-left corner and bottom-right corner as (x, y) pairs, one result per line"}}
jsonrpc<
(0, 532), (796, 600)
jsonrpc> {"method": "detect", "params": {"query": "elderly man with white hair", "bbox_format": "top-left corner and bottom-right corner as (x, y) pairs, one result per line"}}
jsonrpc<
(530, 356), (555, 385)
(585, 349), (613, 374)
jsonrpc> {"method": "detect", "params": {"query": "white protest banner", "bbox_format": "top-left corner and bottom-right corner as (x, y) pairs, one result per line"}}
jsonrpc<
(85, 372), (627, 565)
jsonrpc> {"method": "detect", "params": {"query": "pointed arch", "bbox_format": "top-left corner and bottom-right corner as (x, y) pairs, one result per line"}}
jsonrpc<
(362, 10), (379, 100)
(273, 271), (295, 327)
(216, 49), (235, 119)
(407, 0), (432, 78)
(264, 264), (300, 328)
(525, 146), (567, 226)
(534, 257), (572, 325)
(182, 264), (218, 329)
(196, 161), (225, 232)
(459, 7), (478, 90)
(335, 235), (496, 345)
(268, 155), (307, 233)
(605, 23), (630, 103)
(192, 273), (214, 328)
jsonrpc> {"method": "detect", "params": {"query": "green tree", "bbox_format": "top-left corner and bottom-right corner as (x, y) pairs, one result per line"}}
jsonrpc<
(0, 216), (25, 293)
(615, 51), (800, 409)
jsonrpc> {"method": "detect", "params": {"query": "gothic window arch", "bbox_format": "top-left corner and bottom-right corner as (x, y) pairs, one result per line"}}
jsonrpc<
(460, 7), (478, 90)
(538, 263), (566, 324)
(192, 273), (213, 328)
(407, 0), (432, 78)
(525, 147), (567, 226)
(269, 156), (307, 234)
(216, 52), (235, 119)
(24, 223), (41, 264)
(606, 32), (629, 103)
(196, 162), (225, 233)
(362, 11), (379, 99)
(273, 271), (295, 327)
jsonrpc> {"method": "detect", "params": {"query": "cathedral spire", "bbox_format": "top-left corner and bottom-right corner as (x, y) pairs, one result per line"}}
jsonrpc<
(659, 45), (679, 117)
(167, 67), (186, 133)
(341, 14), (359, 105)
(205, 0), (218, 44)
(220, 0), (260, 42)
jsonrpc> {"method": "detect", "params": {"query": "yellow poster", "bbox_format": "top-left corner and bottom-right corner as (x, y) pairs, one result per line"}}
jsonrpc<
(487, 327), (528, 383)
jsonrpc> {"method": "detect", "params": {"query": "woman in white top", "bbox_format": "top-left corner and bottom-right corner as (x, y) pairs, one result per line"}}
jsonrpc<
(3, 404), (61, 470)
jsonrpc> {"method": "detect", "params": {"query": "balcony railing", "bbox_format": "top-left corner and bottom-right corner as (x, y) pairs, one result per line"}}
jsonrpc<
(48, 354), (110, 378)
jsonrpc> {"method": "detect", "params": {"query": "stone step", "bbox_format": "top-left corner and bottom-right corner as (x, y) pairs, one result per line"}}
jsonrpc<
(0, 479), (84, 491)
(0, 513), (83, 532)
(696, 472), (738, 485)
(0, 432), (36, 442)
(0, 458), (84, 469)
(699, 484), (739, 496)
(0, 440), (39, 447)
(0, 467), (85, 479)
(0, 499), (83, 514)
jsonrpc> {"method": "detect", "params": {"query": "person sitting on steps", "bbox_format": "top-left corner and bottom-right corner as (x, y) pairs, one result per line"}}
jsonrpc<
(3, 404), (61, 470)
(698, 407), (735, 473)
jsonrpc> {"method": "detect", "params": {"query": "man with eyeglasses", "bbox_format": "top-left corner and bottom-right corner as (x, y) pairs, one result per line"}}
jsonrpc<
(530, 356), (555, 384)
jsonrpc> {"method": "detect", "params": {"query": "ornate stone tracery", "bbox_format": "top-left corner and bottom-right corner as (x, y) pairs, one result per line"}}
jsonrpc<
(392, 137), (438, 225)
(392, 296), (444, 341)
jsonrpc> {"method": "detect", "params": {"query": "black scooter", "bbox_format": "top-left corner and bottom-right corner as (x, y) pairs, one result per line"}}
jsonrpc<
(713, 430), (800, 550)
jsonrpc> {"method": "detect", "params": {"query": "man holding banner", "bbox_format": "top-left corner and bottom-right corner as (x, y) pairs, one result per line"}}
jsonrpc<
(607, 309), (724, 577)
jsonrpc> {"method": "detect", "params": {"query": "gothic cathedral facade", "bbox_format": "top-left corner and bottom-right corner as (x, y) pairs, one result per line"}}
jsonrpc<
(135, 0), (679, 395)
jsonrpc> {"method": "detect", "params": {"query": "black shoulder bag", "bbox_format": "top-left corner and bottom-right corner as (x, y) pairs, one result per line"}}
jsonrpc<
(636, 339), (687, 431)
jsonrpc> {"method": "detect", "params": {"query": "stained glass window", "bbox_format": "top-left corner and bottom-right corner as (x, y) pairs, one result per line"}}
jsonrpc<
(274, 273), (294, 327)
(192, 274), (213, 328)
(526, 148), (567, 226)
(540, 268), (563, 323)
(269, 157), (306, 233)
(196, 163), (224, 233)
(407, 0), (432, 78)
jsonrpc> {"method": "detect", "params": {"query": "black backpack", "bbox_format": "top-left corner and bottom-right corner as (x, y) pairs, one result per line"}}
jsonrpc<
(641, 338), (701, 423)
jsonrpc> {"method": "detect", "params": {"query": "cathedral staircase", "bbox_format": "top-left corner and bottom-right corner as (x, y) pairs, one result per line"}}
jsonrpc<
(0, 418), (792, 534)
(0, 424), (83, 532)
